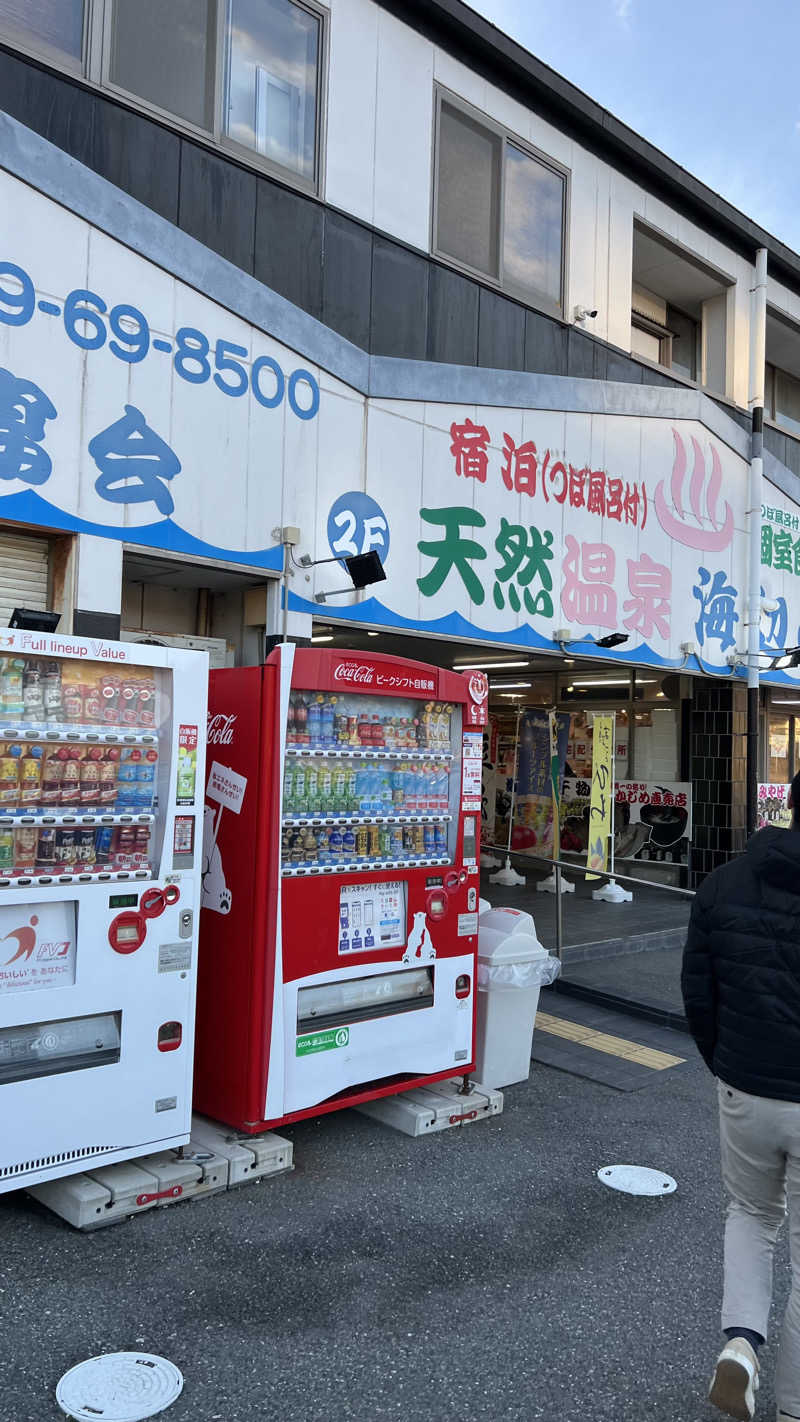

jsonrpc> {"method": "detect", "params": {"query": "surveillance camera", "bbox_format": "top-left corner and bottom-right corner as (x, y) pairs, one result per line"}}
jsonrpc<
(573, 306), (598, 323)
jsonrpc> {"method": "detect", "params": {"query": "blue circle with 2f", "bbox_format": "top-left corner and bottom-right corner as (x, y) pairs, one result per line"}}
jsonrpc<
(327, 492), (390, 564)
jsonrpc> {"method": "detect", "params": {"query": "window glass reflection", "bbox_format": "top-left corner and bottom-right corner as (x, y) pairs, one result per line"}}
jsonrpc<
(225, 0), (320, 182)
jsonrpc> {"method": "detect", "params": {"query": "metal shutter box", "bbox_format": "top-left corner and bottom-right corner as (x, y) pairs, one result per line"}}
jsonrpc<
(0, 530), (50, 626)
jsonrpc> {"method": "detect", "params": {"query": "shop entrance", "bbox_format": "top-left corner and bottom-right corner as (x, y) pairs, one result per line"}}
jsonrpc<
(308, 617), (694, 1015)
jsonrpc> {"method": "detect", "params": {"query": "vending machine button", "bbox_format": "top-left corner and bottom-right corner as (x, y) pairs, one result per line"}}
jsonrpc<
(455, 974), (471, 999)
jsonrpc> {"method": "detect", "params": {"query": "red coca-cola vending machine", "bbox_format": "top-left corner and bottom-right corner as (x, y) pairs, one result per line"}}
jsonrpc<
(194, 644), (488, 1131)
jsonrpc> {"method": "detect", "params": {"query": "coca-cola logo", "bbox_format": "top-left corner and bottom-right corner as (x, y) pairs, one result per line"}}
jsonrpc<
(468, 672), (489, 704)
(207, 712), (237, 745)
(333, 663), (375, 685)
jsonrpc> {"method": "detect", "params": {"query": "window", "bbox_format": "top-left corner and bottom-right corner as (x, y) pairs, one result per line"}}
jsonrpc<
(109, 0), (217, 130)
(224, 0), (322, 183)
(630, 222), (731, 393)
(766, 364), (800, 438)
(0, 0), (83, 67)
(0, 0), (327, 194)
(630, 297), (698, 381)
(434, 93), (567, 316)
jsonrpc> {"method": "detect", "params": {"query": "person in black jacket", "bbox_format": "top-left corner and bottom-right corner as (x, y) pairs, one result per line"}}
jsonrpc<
(682, 775), (800, 1422)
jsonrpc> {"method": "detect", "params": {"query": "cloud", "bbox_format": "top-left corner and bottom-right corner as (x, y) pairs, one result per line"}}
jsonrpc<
(614, 0), (633, 18)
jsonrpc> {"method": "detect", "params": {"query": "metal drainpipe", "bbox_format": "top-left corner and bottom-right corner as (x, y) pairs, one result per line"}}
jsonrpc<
(746, 247), (768, 838)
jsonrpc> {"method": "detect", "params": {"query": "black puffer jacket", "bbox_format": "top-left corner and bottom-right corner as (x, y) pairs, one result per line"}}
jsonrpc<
(682, 827), (800, 1099)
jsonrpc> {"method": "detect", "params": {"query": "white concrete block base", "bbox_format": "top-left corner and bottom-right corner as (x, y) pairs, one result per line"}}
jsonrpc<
(356, 1079), (503, 1136)
(27, 1117), (293, 1229)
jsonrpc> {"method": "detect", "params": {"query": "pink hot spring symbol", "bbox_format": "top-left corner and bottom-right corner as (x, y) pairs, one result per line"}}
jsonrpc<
(654, 429), (734, 552)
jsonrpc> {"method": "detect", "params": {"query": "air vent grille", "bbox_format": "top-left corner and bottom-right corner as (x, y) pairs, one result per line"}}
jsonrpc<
(1, 1145), (117, 1180)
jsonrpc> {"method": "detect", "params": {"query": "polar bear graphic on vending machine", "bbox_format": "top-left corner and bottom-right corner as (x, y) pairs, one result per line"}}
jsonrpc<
(201, 805), (231, 915)
(403, 911), (436, 965)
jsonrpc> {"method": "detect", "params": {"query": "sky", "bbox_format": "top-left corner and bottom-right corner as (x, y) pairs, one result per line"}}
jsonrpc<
(469, 0), (800, 254)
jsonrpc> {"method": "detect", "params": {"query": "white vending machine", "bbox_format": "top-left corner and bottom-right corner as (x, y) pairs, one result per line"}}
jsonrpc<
(0, 628), (207, 1195)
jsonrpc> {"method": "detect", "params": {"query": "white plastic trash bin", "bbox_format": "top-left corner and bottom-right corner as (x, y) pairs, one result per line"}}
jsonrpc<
(475, 908), (560, 1089)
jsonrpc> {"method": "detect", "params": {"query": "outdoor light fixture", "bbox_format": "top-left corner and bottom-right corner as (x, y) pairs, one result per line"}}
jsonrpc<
(595, 633), (630, 649)
(313, 550), (387, 604)
(453, 659), (530, 670)
(9, 607), (60, 632)
(488, 681), (531, 690)
(770, 646), (800, 670)
(310, 634), (334, 643)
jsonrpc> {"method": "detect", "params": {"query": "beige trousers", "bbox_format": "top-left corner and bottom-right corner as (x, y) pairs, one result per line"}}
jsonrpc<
(719, 1079), (800, 1415)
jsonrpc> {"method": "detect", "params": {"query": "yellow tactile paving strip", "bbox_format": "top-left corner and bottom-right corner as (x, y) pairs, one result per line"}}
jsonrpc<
(535, 1011), (686, 1071)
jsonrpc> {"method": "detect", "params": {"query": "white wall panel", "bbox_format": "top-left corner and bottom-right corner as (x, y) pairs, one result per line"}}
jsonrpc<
(324, 0), (378, 222)
(373, 9), (433, 248)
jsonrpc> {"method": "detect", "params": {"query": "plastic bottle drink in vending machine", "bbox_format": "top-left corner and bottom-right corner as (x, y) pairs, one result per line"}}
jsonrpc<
(306, 761), (319, 817)
(402, 826), (415, 860)
(0, 750), (19, 811)
(357, 708), (370, 745)
(307, 696), (323, 748)
(379, 826), (393, 861)
(342, 826), (356, 862)
(0, 828), (14, 874)
(391, 765), (405, 810)
(316, 828), (329, 866)
(423, 825), (435, 856)
(302, 829), (318, 866)
(43, 662), (63, 723)
(328, 828), (343, 864)
(18, 745), (43, 809)
(320, 697), (336, 748)
(283, 763), (294, 813)
(286, 696), (296, 746)
(332, 764), (348, 815)
(434, 823), (448, 856)
(22, 660), (45, 723)
(294, 695), (308, 746)
(294, 763), (307, 815)
(391, 826), (404, 860)
(318, 763), (333, 815)
(0, 657), (24, 719)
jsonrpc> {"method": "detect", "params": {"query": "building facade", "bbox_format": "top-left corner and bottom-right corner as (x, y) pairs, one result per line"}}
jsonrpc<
(2, 0), (800, 878)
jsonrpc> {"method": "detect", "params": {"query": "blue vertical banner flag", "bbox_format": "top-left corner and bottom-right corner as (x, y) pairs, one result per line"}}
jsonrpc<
(514, 710), (571, 857)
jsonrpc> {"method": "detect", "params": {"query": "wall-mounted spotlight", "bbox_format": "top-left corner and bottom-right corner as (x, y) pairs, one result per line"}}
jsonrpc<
(595, 632), (629, 649)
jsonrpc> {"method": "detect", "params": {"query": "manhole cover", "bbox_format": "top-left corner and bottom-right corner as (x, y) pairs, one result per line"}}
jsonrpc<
(56, 1353), (184, 1421)
(597, 1164), (677, 1196)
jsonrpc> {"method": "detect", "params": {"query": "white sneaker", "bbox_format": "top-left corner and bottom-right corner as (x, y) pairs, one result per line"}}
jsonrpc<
(708, 1338), (760, 1421)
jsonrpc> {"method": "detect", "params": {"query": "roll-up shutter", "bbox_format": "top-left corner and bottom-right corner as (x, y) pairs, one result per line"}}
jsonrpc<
(0, 530), (50, 626)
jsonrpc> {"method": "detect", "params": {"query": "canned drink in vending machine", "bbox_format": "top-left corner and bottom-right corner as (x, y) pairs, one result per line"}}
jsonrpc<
(35, 826), (56, 869)
(423, 825), (435, 856)
(367, 825), (380, 860)
(413, 825), (425, 858)
(434, 823), (448, 856)
(402, 826), (415, 858)
(354, 826), (368, 862)
(390, 826), (404, 860)
(54, 828), (77, 870)
(14, 826), (38, 874)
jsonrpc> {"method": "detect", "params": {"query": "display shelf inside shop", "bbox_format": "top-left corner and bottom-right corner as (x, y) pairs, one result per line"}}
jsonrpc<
(282, 813), (452, 827)
(0, 725), (157, 744)
(0, 867), (152, 888)
(286, 747), (452, 760)
(0, 812), (155, 827)
(282, 855), (450, 876)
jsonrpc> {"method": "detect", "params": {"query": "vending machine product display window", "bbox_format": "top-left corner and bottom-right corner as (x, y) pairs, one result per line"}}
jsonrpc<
(0, 631), (207, 1197)
(195, 645), (489, 1132)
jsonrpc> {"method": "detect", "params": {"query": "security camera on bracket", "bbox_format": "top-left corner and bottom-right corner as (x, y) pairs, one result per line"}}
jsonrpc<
(573, 306), (598, 324)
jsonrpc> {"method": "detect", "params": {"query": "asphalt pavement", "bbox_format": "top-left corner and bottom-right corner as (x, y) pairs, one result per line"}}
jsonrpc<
(0, 1044), (790, 1422)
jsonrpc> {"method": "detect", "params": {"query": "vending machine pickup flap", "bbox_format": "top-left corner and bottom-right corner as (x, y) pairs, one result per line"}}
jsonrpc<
(297, 969), (433, 1032)
(0, 1011), (121, 1085)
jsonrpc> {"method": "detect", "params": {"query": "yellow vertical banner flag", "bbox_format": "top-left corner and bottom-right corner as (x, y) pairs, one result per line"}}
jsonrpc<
(586, 714), (614, 880)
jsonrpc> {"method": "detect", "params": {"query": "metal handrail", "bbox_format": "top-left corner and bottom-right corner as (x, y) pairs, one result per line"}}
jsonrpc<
(482, 842), (694, 960)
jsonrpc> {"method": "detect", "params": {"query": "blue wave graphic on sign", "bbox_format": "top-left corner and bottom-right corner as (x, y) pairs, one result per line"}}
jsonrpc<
(288, 588), (752, 677)
(0, 489), (284, 571)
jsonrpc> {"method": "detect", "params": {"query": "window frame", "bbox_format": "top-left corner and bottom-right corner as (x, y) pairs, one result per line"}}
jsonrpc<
(0, 0), (91, 76)
(765, 358), (800, 441)
(630, 302), (700, 382)
(0, 0), (329, 199)
(431, 85), (569, 322)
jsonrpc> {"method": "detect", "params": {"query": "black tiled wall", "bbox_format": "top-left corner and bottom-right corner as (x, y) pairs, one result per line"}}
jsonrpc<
(0, 41), (755, 417)
(690, 682), (747, 884)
